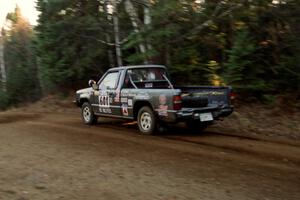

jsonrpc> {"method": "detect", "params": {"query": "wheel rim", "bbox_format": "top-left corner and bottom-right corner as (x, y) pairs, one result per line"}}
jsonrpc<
(140, 112), (152, 131)
(83, 106), (91, 122)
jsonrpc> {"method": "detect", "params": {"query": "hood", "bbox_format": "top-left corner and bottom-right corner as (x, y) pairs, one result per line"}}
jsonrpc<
(76, 87), (93, 94)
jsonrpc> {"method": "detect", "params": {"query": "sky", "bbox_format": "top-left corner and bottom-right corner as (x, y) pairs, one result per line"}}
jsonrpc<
(0, 0), (39, 27)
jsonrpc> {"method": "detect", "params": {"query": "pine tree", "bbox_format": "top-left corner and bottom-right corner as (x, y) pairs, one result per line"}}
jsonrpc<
(35, 0), (111, 92)
(4, 5), (41, 104)
(223, 30), (267, 93)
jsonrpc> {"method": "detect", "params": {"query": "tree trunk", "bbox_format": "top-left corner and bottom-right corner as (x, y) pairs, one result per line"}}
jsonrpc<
(106, 34), (115, 68)
(112, 2), (123, 67)
(144, 4), (151, 26)
(124, 0), (148, 63)
(165, 43), (171, 67)
(143, 0), (153, 53)
(113, 14), (122, 67)
(103, 1), (115, 68)
(0, 35), (6, 92)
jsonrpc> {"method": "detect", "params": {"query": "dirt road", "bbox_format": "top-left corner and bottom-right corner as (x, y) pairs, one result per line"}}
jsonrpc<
(0, 109), (299, 200)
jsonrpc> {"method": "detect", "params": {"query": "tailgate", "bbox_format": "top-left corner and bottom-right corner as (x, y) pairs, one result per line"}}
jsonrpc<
(177, 86), (231, 107)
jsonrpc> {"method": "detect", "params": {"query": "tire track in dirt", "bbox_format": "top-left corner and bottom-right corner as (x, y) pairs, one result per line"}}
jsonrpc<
(19, 118), (300, 174)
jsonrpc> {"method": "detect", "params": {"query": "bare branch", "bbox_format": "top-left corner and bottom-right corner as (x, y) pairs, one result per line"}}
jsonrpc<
(72, 33), (129, 46)
(191, 3), (243, 34)
(131, 0), (149, 7)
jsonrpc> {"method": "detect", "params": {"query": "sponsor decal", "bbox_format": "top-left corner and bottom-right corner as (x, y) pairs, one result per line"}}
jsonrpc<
(121, 91), (150, 100)
(121, 91), (130, 97)
(114, 90), (120, 102)
(114, 97), (119, 103)
(128, 99), (133, 107)
(135, 92), (150, 100)
(158, 95), (168, 116)
(121, 97), (128, 103)
(99, 108), (112, 113)
(194, 91), (225, 96)
(122, 104), (128, 116)
(145, 83), (153, 88)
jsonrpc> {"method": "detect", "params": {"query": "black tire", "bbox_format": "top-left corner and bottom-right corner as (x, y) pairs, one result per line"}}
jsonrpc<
(81, 102), (97, 125)
(186, 121), (209, 133)
(137, 106), (157, 135)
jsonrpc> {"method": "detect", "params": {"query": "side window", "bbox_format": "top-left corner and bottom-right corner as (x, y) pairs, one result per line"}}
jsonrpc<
(123, 72), (134, 89)
(99, 72), (119, 90)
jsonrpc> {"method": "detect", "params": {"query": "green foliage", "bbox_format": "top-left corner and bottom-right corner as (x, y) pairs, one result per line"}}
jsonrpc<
(205, 60), (222, 86)
(35, 0), (110, 92)
(131, 0), (300, 93)
(222, 30), (266, 92)
(0, 91), (9, 110)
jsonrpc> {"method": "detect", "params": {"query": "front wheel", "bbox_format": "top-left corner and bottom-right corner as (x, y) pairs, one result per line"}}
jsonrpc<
(137, 106), (157, 135)
(81, 102), (97, 125)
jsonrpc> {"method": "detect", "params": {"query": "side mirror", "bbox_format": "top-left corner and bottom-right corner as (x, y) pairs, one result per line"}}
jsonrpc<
(88, 80), (98, 90)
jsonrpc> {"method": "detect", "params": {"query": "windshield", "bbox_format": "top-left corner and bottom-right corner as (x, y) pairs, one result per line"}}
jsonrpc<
(128, 68), (167, 82)
(124, 68), (172, 89)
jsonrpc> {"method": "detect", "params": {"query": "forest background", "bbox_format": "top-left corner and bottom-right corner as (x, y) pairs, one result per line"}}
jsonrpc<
(0, 0), (299, 109)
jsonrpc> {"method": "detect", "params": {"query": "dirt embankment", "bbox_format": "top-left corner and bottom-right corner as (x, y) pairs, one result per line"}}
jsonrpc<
(214, 102), (300, 141)
(15, 95), (300, 141)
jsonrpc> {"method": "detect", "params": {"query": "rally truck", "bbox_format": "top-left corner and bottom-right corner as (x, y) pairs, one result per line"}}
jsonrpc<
(75, 65), (234, 134)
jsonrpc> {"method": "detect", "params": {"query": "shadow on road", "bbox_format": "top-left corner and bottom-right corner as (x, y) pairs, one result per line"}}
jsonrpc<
(95, 119), (211, 138)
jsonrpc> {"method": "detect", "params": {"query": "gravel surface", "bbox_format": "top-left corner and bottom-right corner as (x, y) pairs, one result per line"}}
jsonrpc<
(0, 109), (299, 200)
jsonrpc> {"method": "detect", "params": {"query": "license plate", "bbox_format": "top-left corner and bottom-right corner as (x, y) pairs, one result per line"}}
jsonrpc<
(199, 113), (213, 122)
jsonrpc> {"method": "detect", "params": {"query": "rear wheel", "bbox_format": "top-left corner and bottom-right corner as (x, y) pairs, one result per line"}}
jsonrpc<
(81, 102), (97, 125)
(137, 106), (157, 135)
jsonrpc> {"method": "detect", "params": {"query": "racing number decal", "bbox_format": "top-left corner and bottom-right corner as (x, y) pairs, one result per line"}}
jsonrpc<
(99, 94), (112, 113)
(99, 95), (110, 107)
